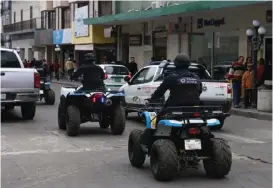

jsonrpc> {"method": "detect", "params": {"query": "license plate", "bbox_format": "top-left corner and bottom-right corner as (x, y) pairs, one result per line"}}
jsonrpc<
(40, 90), (44, 94)
(1, 94), (6, 100)
(113, 78), (121, 82)
(184, 139), (202, 150)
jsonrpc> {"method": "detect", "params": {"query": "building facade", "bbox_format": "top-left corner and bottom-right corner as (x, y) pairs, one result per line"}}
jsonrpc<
(84, 1), (272, 69)
(1, 1), (43, 60)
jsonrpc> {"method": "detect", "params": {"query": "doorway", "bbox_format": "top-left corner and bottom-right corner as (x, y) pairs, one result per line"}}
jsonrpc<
(122, 33), (129, 64)
(153, 30), (167, 61)
(263, 37), (272, 81)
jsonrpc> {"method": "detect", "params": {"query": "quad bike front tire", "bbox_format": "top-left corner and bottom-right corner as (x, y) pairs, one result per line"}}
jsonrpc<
(203, 138), (232, 178)
(66, 105), (81, 136)
(110, 104), (126, 135)
(150, 139), (178, 181)
(21, 102), (36, 120)
(58, 102), (66, 130)
(45, 89), (55, 105)
(128, 130), (146, 168)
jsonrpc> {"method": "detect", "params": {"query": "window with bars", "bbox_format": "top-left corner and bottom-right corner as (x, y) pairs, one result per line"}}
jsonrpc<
(41, 11), (46, 29)
(30, 6), (33, 19)
(20, 9), (23, 21)
(13, 11), (15, 23)
(62, 8), (70, 29)
(98, 1), (112, 17)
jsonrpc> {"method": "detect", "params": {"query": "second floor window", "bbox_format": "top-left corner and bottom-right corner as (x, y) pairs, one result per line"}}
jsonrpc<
(21, 9), (23, 21)
(62, 8), (70, 29)
(48, 11), (56, 29)
(41, 11), (46, 29)
(98, 1), (112, 17)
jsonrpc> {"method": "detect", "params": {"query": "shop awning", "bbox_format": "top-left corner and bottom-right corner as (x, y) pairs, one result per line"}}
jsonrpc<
(84, 1), (264, 26)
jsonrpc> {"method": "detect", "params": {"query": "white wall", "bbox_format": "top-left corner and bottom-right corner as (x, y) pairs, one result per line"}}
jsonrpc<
(11, 39), (35, 59)
(11, 1), (40, 23)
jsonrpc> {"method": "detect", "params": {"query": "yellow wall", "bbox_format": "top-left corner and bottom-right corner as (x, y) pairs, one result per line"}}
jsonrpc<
(72, 25), (115, 44)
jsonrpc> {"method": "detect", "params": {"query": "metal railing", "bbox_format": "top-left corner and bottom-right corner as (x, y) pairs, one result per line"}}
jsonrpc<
(2, 18), (40, 33)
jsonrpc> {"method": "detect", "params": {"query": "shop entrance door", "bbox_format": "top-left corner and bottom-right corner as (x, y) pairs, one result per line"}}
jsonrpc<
(153, 31), (167, 61)
(263, 37), (272, 80)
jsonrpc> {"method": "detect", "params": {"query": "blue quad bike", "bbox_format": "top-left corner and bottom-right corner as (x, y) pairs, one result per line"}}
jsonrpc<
(39, 79), (55, 105)
(58, 86), (126, 136)
(128, 101), (232, 181)
(35, 67), (55, 105)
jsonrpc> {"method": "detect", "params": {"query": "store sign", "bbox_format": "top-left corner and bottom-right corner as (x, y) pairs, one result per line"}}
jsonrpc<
(197, 17), (225, 28)
(53, 29), (72, 44)
(34, 29), (53, 46)
(266, 10), (272, 23)
(74, 5), (89, 37)
(129, 35), (142, 46)
(153, 31), (167, 38)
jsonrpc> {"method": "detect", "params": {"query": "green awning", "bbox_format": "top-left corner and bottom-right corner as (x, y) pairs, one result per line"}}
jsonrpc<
(84, 1), (265, 26)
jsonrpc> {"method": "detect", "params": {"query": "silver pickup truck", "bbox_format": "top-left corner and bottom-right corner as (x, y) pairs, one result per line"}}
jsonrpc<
(1, 48), (40, 120)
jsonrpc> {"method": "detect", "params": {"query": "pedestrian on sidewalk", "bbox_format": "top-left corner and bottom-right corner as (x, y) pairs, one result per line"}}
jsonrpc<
(127, 57), (138, 76)
(53, 61), (60, 81)
(227, 56), (246, 108)
(242, 63), (253, 108)
(65, 57), (74, 79)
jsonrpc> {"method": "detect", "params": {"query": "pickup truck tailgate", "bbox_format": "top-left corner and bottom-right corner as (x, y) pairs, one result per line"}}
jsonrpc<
(201, 81), (230, 101)
(1, 68), (35, 93)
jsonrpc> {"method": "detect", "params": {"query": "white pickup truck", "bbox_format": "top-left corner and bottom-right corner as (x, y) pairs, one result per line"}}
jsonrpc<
(1, 48), (40, 120)
(120, 62), (232, 129)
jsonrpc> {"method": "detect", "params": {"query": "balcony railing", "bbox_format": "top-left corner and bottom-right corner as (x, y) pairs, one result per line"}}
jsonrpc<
(3, 18), (40, 33)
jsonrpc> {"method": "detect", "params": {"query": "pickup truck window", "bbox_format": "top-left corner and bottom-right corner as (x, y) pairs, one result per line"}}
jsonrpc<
(104, 66), (129, 75)
(154, 65), (211, 81)
(1, 51), (21, 68)
(131, 67), (157, 85)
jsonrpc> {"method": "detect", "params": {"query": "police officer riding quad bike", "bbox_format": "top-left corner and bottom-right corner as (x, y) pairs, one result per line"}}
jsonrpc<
(32, 60), (55, 105)
(58, 53), (126, 137)
(128, 54), (232, 181)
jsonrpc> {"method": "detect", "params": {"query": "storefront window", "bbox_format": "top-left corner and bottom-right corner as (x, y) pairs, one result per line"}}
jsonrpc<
(190, 31), (239, 70)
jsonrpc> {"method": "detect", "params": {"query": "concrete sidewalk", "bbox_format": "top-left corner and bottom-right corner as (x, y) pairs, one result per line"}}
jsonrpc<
(52, 79), (272, 121)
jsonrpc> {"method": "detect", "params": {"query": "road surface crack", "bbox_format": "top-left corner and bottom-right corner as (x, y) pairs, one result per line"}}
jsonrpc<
(237, 154), (272, 164)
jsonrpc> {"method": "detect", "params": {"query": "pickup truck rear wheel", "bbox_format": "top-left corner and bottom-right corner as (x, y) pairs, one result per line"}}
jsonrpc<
(21, 102), (36, 120)
(45, 89), (55, 105)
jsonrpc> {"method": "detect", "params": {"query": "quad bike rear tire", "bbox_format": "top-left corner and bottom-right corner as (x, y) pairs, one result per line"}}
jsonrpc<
(45, 89), (55, 105)
(99, 113), (110, 129)
(203, 138), (232, 178)
(110, 105), (126, 135)
(128, 130), (146, 168)
(21, 102), (36, 120)
(66, 105), (81, 136)
(150, 139), (178, 181)
(58, 102), (66, 130)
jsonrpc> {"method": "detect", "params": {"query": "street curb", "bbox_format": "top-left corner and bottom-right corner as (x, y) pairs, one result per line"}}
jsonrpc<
(230, 109), (272, 121)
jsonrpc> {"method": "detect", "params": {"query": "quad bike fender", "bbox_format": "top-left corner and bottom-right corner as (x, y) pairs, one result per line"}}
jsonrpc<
(141, 111), (157, 129)
(60, 87), (77, 97)
(44, 82), (51, 89)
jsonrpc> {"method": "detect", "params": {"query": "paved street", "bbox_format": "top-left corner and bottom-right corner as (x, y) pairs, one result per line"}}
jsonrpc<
(1, 83), (272, 188)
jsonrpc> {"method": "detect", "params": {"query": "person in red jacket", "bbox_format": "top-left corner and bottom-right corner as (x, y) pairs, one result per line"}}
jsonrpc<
(53, 61), (60, 80)
(226, 56), (246, 108)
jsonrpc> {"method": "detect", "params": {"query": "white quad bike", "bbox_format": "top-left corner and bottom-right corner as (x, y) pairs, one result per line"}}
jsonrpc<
(58, 86), (126, 136)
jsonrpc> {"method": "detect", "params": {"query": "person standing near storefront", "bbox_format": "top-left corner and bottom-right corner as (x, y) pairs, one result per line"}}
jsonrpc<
(65, 58), (74, 78)
(127, 57), (138, 76)
(53, 61), (60, 81)
(227, 56), (246, 108)
(242, 63), (253, 108)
